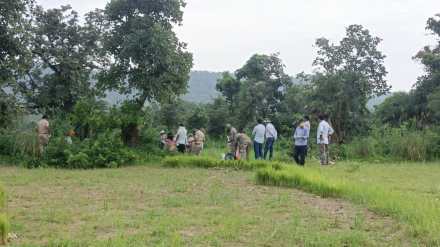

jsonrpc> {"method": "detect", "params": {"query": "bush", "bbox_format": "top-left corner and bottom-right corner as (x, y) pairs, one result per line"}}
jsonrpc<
(28, 131), (137, 169)
(340, 125), (440, 162)
(0, 184), (7, 245)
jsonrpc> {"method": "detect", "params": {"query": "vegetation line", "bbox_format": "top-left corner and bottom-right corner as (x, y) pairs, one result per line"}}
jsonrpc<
(0, 184), (7, 245)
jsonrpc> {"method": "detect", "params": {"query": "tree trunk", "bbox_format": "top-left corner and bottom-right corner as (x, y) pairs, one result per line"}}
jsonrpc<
(122, 123), (139, 147)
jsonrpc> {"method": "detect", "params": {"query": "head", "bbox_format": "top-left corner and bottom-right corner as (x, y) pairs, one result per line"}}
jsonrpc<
(257, 118), (263, 124)
(160, 130), (166, 135)
(179, 123), (184, 127)
(238, 127), (245, 133)
(42, 115), (48, 120)
(318, 114), (325, 121)
(304, 115), (310, 121)
(226, 124), (232, 131)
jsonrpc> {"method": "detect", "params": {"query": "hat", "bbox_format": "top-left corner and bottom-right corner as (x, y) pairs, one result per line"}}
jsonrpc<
(160, 130), (166, 134)
(264, 119), (271, 123)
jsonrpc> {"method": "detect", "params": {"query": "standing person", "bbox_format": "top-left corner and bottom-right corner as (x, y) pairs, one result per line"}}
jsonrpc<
(192, 128), (205, 155)
(37, 115), (50, 155)
(236, 128), (252, 161)
(293, 121), (309, 166)
(252, 119), (266, 160)
(317, 114), (334, 165)
(303, 116), (311, 130)
(226, 124), (238, 155)
(264, 119), (278, 160)
(175, 124), (188, 153)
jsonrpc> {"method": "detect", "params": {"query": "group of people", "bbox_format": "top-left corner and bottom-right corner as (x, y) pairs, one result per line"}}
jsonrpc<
(159, 124), (206, 155)
(226, 114), (335, 166)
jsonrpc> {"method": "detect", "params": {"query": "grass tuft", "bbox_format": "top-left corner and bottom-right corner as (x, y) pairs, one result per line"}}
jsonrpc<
(0, 184), (7, 245)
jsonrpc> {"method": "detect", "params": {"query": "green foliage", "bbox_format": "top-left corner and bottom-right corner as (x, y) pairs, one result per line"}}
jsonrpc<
(29, 131), (137, 169)
(340, 125), (440, 161)
(99, 0), (193, 108)
(18, 5), (102, 115)
(375, 92), (415, 127)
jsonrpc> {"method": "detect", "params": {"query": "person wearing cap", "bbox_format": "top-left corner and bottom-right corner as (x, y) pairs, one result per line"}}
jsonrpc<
(293, 121), (310, 166)
(159, 130), (167, 149)
(264, 119), (278, 160)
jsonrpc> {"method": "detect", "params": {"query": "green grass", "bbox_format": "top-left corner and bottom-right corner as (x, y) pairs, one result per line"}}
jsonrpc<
(0, 183), (7, 245)
(255, 161), (440, 246)
(0, 165), (413, 246)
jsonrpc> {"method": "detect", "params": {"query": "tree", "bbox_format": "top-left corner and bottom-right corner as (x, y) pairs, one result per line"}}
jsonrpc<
(216, 72), (240, 113)
(0, 0), (33, 128)
(234, 54), (292, 127)
(17, 5), (103, 115)
(375, 92), (415, 127)
(413, 14), (440, 126)
(310, 24), (390, 142)
(97, 0), (193, 146)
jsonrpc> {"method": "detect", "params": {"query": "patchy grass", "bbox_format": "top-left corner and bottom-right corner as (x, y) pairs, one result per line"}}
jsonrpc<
(256, 161), (440, 245)
(0, 165), (413, 246)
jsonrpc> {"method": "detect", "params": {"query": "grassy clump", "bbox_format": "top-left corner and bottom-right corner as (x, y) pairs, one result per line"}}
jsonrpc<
(256, 166), (343, 198)
(0, 185), (7, 245)
(255, 165), (440, 245)
(162, 156), (272, 170)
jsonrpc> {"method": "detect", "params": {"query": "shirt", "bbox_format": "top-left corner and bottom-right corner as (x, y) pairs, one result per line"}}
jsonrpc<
(228, 127), (238, 144)
(175, 127), (188, 145)
(265, 123), (278, 140)
(252, 124), (266, 144)
(37, 119), (50, 135)
(317, 120), (334, 145)
(294, 127), (309, 146)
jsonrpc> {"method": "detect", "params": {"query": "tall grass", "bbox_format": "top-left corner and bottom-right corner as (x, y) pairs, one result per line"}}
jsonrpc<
(0, 184), (7, 245)
(162, 156), (271, 170)
(255, 165), (440, 245)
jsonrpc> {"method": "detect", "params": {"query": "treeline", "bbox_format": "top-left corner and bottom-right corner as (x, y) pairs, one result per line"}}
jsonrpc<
(1, 0), (440, 164)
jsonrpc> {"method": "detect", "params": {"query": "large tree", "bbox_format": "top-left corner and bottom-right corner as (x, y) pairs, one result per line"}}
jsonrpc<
(310, 24), (390, 142)
(235, 54), (292, 128)
(0, 0), (33, 128)
(17, 5), (103, 115)
(413, 14), (440, 126)
(97, 0), (193, 145)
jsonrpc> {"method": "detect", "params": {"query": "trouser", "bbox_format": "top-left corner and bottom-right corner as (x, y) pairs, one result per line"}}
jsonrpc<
(177, 144), (186, 153)
(264, 137), (275, 160)
(294, 145), (307, 166)
(320, 144), (329, 165)
(38, 134), (50, 154)
(239, 144), (250, 161)
(254, 141), (263, 160)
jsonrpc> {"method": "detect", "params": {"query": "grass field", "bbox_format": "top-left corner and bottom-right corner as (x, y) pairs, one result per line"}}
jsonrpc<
(0, 164), (417, 247)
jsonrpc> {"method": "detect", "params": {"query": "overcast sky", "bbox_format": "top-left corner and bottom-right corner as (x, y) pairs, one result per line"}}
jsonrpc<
(38, 0), (439, 91)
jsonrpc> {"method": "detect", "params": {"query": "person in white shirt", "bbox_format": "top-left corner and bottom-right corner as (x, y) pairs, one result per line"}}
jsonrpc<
(252, 119), (266, 160)
(175, 124), (188, 153)
(317, 114), (335, 165)
(264, 120), (278, 160)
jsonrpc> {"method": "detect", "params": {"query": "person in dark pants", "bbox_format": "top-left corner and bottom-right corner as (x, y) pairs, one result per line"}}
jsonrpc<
(252, 119), (266, 160)
(175, 124), (188, 153)
(264, 120), (278, 160)
(293, 121), (310, 166)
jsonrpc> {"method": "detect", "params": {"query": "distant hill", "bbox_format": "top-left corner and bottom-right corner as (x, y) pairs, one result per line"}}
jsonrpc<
(105, 71), (222, 105)
(182, 71), (222, 103)
(367, 94), (391, 111)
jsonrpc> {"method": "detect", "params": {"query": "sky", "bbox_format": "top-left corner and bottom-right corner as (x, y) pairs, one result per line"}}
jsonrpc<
(38, 0), (439, 91)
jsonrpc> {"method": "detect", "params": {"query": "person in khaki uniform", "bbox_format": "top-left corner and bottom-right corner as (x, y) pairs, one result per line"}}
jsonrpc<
(236, 128), (252, 161)
(192, 128), (205, 155)
(226, 124), (238, 154)
(37, 115), (50, 154)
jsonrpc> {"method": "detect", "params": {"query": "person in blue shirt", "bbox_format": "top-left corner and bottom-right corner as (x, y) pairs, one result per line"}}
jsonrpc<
(293, 121), (310, 166)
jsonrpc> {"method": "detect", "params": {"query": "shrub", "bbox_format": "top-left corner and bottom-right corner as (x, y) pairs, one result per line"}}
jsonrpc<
(28, 131), (137, 169)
